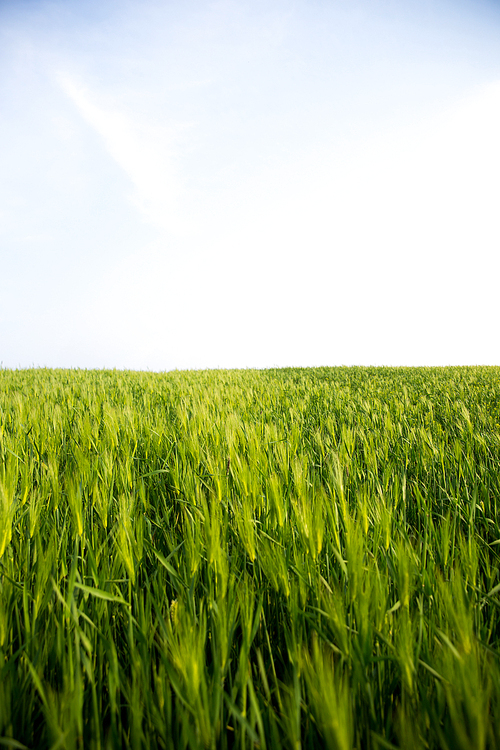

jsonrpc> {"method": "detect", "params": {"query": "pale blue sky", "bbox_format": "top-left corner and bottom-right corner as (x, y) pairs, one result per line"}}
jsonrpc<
(1, 0), (500, 369)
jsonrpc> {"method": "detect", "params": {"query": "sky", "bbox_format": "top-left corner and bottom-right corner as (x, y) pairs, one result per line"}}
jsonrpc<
(1, 0), (500, 370)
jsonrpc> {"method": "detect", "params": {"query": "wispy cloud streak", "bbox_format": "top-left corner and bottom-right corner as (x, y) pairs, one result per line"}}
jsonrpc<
(57, 73), (187, 234)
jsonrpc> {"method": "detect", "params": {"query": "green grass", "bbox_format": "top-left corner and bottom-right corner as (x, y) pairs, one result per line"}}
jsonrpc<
(0, 365), (500, 749)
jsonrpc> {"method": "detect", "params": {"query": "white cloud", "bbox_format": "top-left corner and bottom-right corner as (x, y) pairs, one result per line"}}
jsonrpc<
(57, 73), (189, 235)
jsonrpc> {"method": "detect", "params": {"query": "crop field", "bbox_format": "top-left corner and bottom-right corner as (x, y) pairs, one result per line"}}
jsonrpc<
(0, 366), (500, 749)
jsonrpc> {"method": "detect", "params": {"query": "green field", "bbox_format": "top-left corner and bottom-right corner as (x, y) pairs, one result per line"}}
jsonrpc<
(1, 366), (500, 749)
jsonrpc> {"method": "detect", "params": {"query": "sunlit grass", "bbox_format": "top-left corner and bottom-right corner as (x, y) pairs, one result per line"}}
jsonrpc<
(0, 365), (499, 748)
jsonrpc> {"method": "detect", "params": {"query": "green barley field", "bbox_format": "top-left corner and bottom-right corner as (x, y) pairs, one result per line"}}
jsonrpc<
(1, 366), (500, 749)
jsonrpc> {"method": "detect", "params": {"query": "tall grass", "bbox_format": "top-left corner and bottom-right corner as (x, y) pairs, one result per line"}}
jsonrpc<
(0, 366), (499, 748)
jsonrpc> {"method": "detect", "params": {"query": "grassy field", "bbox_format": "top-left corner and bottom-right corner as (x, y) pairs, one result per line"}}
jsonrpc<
(0, 366), (500, 749)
